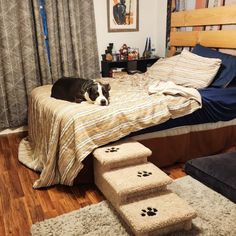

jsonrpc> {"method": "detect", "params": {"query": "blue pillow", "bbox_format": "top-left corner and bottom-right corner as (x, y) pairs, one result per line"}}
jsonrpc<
(192, 44), (236, 88)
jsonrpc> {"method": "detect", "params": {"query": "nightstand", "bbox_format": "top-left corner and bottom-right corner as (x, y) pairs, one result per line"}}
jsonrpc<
(101, 57), (159, 77)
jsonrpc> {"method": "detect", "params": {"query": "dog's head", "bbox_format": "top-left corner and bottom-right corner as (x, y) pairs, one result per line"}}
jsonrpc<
(84, 82), (111, 106)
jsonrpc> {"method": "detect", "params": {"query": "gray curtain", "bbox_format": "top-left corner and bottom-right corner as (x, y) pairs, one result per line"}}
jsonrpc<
(0, 0), (100, 131)
(0, 0), (51, 130)
(45, 0), (100, 81)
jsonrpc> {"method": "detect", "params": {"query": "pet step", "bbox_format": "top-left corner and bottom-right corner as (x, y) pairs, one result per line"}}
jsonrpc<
(94, 162), (173, 206)
(93, 139), (151, 171)
(118, 192), (197, 236)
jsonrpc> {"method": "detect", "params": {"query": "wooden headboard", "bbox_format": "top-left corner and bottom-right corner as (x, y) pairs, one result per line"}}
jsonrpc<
(169, 5), (236, 56)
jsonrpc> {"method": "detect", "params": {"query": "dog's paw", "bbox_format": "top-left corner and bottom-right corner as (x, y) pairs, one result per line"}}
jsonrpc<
(105, 147), (119, 153)
(141, 207), (158, 217)
(137, 170), (152, 177)
(75, 98), (84, 103)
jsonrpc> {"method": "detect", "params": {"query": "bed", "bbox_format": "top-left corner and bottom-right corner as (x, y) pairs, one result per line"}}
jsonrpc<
(18, 5), (236, 188)
(135, 4), (236, 167)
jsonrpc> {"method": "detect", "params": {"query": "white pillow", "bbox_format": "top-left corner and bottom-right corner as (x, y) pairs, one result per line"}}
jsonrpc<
(146, 54), (180, 82)
(147, 49), (222, 89)
(169, 49), (222, 89)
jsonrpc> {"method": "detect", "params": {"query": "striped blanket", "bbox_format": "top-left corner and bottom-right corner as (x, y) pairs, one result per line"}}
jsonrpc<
(18, 77), (201, 188)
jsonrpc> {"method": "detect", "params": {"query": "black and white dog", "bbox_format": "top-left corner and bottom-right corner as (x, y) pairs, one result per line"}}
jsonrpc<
(51, 77), (110, 106)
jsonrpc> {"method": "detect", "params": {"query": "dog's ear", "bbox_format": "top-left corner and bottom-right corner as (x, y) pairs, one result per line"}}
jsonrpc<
(83, 82), (93, 94)
(104, 83), (111, 91)
(86, 86), (93, 94)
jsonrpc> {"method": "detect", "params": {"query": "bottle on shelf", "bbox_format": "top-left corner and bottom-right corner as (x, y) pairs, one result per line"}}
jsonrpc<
(142, 37), (152, 58)
(112, 47), (117, 61)
(105, 46), (113, 61)
(142, 37), (148, 58)
(146, 37), (152, 58)
(151, 48), (156, 58)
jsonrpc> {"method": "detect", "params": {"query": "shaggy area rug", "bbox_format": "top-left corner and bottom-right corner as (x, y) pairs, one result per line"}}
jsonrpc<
(31, 176), (236, 236)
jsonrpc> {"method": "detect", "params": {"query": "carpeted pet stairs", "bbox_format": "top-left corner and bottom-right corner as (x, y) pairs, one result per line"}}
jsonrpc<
(93, 139), (197, 236)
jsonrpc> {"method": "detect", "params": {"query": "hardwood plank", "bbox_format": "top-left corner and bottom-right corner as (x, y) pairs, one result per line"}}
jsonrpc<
(11, 198), (32, 236)
(0, 151), (10, 172)
(0, 216), (6, 236)
(29, 205), (45, 224)
(35, 189), (56, 213)
(17, 170), (43, 218)
(171, 5), (236, 27)
(170, 30), (236, 49)
(70, 186), (95, 206)
(0, 176), (11, 214)
(42, 209), (58, 220)
(162, 163), (186, 179)
(3, 211), (16, 236)
(0, 135), (10, 152)
(84, 187), (105, 204)
(0, 196), (3, 216)
(57, 198), (79, 214)
(3, 170), (24, 199)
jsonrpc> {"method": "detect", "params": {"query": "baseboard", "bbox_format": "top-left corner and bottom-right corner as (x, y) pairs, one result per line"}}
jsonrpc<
(0, 126), (28, 135)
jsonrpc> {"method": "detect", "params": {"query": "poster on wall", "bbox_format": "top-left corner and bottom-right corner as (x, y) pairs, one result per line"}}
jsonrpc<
(107, 0), (139, 32)
(205, 0), (225, 31)
(220, 0), (236, 55)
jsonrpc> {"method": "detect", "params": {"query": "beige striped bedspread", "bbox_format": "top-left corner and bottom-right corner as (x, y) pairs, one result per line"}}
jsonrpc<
(18, 77), (202, 188)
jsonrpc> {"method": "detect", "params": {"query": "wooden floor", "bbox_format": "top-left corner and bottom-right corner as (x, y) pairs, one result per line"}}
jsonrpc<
(0, 132), (186, 236)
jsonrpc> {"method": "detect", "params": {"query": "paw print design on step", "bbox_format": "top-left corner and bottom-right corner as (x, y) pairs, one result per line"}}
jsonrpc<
(141, 207), (158, 217)
(137, 170), (152, 177)
(105, 147), (120, 153)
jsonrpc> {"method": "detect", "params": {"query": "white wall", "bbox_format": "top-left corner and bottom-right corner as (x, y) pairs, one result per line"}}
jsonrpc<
(93, 0), (167, 64)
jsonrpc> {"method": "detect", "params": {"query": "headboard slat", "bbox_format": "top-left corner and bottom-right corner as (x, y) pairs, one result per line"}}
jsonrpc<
(170, 30), (236, 49)
(169, 5), (236, 55)
(171, 5), (236, 27)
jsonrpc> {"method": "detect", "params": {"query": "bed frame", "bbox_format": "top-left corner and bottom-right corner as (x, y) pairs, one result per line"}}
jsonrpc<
(77, 5), (236, 183)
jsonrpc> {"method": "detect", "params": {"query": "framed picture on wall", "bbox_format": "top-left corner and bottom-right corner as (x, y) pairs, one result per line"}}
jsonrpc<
(107, 0), (139, 32)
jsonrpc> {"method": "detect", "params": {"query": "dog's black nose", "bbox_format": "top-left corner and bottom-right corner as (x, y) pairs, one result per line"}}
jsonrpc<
(101, 99), (106, 106)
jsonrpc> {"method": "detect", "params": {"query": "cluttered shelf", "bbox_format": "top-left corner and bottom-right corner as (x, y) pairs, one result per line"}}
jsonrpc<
(101, 57), (159, 77)
(101, 40), (159, 77)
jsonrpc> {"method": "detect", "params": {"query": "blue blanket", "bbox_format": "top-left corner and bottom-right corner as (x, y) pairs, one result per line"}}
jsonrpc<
(132, 87), (236, 135)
